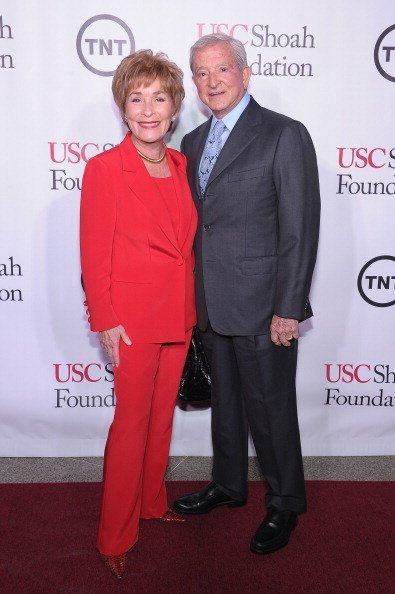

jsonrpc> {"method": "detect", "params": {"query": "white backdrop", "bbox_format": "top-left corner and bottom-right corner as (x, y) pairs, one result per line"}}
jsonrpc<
(1, 1), (394, 456)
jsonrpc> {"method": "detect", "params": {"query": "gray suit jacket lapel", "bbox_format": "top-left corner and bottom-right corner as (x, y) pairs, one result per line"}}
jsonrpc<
(206, 99), (263, 190)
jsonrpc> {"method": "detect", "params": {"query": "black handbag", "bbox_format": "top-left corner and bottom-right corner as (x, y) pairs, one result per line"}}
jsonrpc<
(178, 327), (211, 402)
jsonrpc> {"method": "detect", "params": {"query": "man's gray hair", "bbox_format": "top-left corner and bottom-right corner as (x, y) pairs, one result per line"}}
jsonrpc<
(190, 33), (248, 72)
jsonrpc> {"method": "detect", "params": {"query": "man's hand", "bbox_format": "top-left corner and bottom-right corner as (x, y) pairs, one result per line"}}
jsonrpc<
(270, 315), (299, 347)
(99, 325), (132, 366)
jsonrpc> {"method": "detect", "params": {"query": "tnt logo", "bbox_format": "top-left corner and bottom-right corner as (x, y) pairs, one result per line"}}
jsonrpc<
(76, 15), (135, 76)
(374, 25), (395, 82)
(358, 256), (395, 307)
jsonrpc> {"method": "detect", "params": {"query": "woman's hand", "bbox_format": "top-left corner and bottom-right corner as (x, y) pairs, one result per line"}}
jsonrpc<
(99, 325), (132, 367)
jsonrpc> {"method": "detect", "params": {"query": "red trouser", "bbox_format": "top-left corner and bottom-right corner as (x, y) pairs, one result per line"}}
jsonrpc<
(97, 331), (191, 556)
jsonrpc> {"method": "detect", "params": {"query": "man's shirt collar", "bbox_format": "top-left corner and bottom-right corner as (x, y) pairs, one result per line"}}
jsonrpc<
(211, 92), (251, 132)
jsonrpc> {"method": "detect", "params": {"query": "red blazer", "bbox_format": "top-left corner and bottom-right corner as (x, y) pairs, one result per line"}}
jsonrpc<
(80, 134), (197, 343)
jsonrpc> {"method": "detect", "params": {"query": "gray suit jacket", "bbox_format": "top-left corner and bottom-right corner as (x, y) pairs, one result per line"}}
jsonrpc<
(181, 97), (320, 335)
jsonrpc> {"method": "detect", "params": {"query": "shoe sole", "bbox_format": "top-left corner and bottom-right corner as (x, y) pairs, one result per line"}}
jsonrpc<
(173, 500), (246, 515)
(249, 516), (298, 555)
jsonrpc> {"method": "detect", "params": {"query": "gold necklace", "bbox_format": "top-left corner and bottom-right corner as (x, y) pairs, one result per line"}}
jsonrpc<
(136, 145), (166, 164)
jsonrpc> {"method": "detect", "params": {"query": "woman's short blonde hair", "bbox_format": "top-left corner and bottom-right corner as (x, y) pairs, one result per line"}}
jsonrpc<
(112, 49), (185, 116)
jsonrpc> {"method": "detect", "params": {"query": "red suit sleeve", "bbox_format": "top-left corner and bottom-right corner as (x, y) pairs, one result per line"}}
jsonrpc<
(80, 157), (120, 332)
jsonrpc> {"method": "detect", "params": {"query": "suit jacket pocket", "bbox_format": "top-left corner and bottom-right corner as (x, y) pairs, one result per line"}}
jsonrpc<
(228, 166), (267, 182)
(241, 255), (277, 276)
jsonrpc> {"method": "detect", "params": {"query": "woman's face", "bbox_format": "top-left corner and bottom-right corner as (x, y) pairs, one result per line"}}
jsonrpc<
(124, 77), (175, 147)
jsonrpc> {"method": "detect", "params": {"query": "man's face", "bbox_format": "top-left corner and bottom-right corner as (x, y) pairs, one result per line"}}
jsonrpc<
(192, 42), (251, 119)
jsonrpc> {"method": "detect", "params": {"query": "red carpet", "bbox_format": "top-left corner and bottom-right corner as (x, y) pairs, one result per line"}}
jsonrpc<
(0, 481), (393, 593)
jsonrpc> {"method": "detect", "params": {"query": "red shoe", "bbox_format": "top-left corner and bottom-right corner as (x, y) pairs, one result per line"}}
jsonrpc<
(101, 552), (127, 578)
(158, 508), (186, 523)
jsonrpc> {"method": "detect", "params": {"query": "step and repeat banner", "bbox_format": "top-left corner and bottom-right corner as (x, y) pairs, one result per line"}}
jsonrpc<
(1, 1), (394, 456)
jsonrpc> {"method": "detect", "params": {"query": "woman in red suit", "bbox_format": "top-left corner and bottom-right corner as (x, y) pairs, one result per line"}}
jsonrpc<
(80, 50), (197, 578)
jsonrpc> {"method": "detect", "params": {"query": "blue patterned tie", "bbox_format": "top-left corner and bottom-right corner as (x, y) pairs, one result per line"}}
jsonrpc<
(199, 120), (227, 197)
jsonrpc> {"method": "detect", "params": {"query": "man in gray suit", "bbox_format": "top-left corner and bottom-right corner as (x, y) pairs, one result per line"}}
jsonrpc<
(173, 33), (320, 554)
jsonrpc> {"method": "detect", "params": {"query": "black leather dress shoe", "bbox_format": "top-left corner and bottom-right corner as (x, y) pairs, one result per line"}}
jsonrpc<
(250, 508), (298, 554)
(173, 482), (246, 515)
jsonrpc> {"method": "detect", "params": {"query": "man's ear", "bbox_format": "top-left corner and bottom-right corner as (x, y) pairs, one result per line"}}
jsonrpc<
(242, 66), (251, 90)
